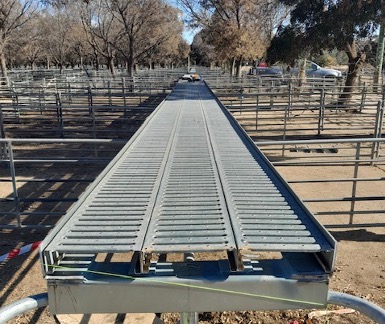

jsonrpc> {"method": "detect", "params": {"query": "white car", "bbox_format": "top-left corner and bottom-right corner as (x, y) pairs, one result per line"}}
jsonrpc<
(181, 73), (201, 82)
(290, 62), (343, 79)
(181, 74), (194, 82)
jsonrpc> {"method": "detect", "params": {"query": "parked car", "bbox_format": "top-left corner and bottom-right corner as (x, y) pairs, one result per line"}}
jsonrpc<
(290, 62), (343, 79)
(181, 73), (194, 82)
(181, 72), (201, 82)
(248, 66), (283, 78)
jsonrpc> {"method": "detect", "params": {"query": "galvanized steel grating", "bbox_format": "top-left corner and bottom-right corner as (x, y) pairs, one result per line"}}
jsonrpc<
(41, 82), (335, 273)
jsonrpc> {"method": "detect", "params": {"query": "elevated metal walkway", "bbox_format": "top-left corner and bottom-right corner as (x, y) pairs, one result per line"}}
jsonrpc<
(40, 81), (336, 314)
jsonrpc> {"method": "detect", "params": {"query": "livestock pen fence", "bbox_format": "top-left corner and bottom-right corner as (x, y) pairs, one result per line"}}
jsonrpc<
(205, 73), (385, 141)
(0, 68), (384, 229)
(0, 68), (182, 139)
(0, 137), (384, 229)
(0, 68), (182, 228)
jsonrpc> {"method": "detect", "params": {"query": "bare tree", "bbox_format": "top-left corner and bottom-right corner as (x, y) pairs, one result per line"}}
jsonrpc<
(44, 13), (70, 71)
(0, 0), (41, 84)
(79, 0), (121, 74)
(108, 0), (183, 76)
(15, 13), (49, 69)
(178, 0), (284, 76)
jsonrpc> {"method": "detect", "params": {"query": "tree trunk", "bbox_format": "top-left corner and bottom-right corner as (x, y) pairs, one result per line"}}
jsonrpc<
(298, 57), (307, 88)
(338, 41), (366, 105)
(127, 58), (134, 77)
(236, 57), (243, 78)
(230, 57), (236, 77)
(0, 52), (9, 86)
(107, 56), (115, 75)
(127, 36), (135, 77)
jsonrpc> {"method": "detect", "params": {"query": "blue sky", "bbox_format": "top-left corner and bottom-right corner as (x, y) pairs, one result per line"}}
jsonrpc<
(166, 0), (196, 44)
(183, 29), (196, 44)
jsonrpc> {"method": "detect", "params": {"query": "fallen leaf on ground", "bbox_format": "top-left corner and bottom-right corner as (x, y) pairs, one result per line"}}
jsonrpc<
(308, 308), (356, 319)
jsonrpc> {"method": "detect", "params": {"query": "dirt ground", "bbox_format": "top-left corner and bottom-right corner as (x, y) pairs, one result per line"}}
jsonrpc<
(0, 90), (385, 323)
(1, 161), (384, 324)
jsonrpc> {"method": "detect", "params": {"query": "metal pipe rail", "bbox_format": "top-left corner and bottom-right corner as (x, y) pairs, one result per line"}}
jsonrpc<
(0, 138), (126, 229)
(256, 138), (385, 225)
(1, 291), (384, 323)
(39, 81), (336, 315)
(227, 99), (383, 140)
(1, 137), (383, 229)
(0, 293), (48, 324)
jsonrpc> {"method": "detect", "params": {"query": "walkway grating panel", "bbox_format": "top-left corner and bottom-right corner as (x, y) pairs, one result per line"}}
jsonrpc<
(41, 82), (335, 273)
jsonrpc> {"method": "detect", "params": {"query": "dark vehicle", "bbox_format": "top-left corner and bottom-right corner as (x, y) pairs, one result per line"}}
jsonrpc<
(248, 67), (284, 78)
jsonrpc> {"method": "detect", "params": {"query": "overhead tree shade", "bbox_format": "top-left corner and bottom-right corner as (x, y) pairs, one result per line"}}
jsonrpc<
(267, 0), (384, 103)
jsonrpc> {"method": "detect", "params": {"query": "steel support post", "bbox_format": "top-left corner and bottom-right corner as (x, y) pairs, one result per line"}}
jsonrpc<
(6, 140), (21, 227)
(371, 101), (384, 165)
(318, 89), (325, 135)
(179, 312), (199, 324)
(108, 80), (112, 107)
(359, 85), (367, 112)
(282, 104), (289, 156)
(349, 142), (361, 224)
(0, 105), (6, 159)
(55, 92), (64, 138)
(255, 95), (259, 131)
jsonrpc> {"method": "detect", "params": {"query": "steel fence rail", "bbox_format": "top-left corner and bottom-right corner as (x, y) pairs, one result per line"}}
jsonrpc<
(0, 138), (127, 229)
(255, 138), (384, 225)
(0, 293), (48, 324)
(0, 137), (384, 228)
(0, 291), (384, 324)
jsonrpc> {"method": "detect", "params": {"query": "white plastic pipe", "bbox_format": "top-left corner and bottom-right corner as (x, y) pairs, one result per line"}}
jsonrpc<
(1, 291), (385, 324)
(0, 293), (48, 324)
(328, 290), (385, 324)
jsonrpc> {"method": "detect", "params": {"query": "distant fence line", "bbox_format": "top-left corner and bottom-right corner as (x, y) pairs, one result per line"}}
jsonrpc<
(203, 74), (385, 141)
(0, 71), (182, 139)
(0, 71), (384, 140)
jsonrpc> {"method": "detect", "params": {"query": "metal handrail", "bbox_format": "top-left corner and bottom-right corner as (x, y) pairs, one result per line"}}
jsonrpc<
(0, 291), (384, 323)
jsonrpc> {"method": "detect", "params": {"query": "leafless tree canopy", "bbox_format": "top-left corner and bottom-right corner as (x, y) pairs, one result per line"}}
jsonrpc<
(0, 0), (41, 83)
(0, 0), (188, 79)
(178, 0), (289, 76)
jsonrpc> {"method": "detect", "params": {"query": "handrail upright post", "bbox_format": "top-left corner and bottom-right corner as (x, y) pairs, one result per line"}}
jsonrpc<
(349, 142), (361, 224)
(282, 104), (289, 157)
(122, 77), (127, 116)
(55, 92), (64, 138)
(318, 89), (325, 135)
(0, 105), (6, 159)
(7, 140), (21, 227)
(255, 94), (259, 131)
(371, 100), (384, 165)
(108, 80), (112, 107)
(359, 85), (367, 113)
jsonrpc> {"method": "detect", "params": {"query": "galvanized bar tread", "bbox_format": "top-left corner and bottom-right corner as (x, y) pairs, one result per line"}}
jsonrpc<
(42, 82), (334, 259)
